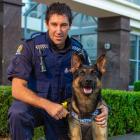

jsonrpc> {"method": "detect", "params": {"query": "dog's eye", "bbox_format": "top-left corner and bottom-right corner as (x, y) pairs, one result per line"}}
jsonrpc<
(90, 70), (97, 75)
(79, 70), (85, 76)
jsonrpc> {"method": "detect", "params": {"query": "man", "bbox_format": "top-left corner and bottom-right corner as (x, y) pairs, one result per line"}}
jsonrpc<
(7, 2), (108, 140)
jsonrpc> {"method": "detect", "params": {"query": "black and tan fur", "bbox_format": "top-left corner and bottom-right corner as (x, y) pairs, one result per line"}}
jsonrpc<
(68, 53), (107, 140)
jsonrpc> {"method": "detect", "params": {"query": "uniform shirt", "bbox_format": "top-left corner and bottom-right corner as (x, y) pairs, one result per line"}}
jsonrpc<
(7, 32), (89, 103)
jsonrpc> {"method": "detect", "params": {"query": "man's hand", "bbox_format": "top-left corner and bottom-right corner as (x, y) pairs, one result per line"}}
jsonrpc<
(45, 101), (69, 120)
(12, 78), (69, 120)
(95, 104), (108, 127)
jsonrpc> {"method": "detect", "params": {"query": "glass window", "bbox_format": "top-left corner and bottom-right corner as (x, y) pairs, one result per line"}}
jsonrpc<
(81, 34), (97, 63)
(129, 34), (140, 85)
(130, 35), (137, 59)
(139, 40), (140, 57)
(138, 62), (140, 80)
(129, 61), (136, 85)
(126, 0), (140, 6)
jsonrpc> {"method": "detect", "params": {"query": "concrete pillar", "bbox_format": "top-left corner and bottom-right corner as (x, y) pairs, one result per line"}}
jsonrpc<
(98, 16), (130, 90)
(0, 0), (22, 85)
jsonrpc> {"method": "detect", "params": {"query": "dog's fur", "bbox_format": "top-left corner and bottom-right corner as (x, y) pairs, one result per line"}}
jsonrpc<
(68, 53), (107, 140)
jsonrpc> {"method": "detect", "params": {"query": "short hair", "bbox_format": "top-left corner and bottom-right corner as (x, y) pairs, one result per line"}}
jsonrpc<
(45, 2), (73, 25)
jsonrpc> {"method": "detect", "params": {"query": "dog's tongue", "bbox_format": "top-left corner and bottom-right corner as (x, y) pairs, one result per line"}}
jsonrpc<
(83, 87), (92, 94)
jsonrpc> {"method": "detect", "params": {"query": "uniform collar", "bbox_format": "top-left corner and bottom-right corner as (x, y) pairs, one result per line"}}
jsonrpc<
(46, 32), (71, 54)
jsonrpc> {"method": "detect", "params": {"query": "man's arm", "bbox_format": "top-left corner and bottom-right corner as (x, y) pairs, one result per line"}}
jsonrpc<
(12, 77), (68, 120)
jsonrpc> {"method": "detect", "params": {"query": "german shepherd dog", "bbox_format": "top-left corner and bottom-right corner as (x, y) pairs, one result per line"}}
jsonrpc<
(68, 53), (107, 140)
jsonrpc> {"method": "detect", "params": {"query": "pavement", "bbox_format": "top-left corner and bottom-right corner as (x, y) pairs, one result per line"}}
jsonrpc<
(0, 134), (140, 140)
(109, 133), (140, 140)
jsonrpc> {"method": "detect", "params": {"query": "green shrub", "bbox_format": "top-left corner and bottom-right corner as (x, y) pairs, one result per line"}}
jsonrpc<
(134, 81), (140, 91)
(0, 86), (140, 138)
(102, 89), (140, 136)
(33, 126), (45, 140)
(0, 86), (12, 137)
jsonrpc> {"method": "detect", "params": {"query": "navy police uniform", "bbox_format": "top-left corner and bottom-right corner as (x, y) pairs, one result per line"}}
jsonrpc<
(7, 32), (89, 140)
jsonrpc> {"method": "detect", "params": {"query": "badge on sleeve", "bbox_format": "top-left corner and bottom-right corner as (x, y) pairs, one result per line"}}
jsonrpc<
(16, 44), (23, 55)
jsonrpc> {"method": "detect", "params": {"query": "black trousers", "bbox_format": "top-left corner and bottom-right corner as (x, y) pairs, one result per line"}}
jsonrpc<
(8, 100), (69, 140)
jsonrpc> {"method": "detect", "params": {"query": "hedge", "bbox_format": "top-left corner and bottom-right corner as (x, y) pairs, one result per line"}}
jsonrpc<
(0, 86), (12, 137)
(134, 81), (140, 91)
(102, 89), (140, 136)
(0, 86), (140, 139)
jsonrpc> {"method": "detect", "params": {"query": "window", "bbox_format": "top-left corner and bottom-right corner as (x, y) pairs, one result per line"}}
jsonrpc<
(81, 34), (97, 63)
(126, 0), (140, 6)
(129, 34), (140, 85)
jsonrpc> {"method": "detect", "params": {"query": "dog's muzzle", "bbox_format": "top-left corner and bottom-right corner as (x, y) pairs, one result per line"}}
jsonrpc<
(81, 79), (96, 95)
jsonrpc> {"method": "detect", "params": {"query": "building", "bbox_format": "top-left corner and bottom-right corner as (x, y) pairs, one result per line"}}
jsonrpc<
(0, 0), (140, 90)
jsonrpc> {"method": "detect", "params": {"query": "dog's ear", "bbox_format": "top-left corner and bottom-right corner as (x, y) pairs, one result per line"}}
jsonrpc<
(96, 54), (106, 74)
(70, 53), (83, 73)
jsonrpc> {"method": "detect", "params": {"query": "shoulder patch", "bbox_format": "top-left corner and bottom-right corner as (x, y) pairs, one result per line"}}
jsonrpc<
(16, 44), (23, 55)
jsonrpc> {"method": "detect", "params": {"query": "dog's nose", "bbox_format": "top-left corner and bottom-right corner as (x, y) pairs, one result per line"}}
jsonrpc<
(85, 79), (92, 84)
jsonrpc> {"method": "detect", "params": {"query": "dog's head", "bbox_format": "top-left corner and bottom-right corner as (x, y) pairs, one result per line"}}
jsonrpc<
(70, 53), (106, 96)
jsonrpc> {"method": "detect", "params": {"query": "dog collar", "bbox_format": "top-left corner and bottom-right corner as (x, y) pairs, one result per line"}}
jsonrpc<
(71, 109), (101, 124)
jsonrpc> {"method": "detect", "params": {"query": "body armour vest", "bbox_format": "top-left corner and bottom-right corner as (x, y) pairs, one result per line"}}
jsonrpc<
(7, 32), (89, 103)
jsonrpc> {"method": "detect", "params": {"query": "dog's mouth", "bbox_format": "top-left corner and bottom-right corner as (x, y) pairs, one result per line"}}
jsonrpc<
(83, 86), (93, 94)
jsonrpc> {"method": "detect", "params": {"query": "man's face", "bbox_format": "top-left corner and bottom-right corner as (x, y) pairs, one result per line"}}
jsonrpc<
(46, 14), (70, 49)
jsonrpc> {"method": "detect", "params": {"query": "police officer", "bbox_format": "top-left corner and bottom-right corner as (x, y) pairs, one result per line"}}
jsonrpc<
(7, 2), (108, 140)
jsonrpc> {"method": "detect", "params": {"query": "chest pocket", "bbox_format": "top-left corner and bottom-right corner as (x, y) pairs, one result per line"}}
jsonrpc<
(33, 48), (48, 78)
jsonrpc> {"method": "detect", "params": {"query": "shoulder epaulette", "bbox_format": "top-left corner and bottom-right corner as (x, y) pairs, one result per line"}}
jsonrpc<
(71, 37), (83, 49)
(24, 32), (47, 46)
(30, 32), (45, 39)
